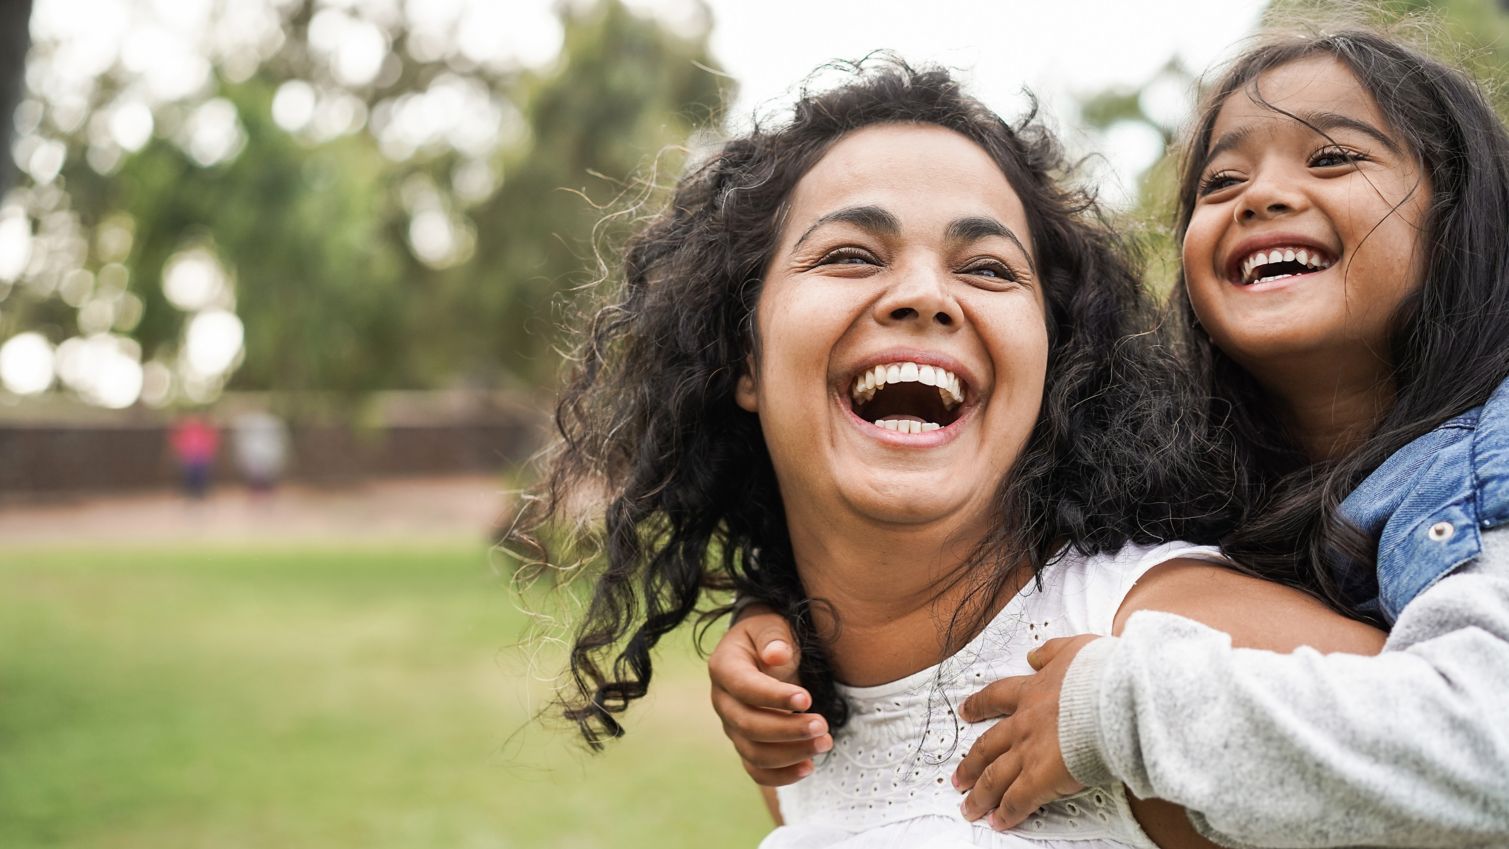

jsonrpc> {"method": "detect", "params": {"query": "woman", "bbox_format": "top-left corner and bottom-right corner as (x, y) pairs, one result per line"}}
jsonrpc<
(514, 60), (1378, 847)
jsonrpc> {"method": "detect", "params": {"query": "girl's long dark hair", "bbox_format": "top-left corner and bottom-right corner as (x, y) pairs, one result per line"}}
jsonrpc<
(1171, 28), (1509, 608)
(513, 58), (1235, 748)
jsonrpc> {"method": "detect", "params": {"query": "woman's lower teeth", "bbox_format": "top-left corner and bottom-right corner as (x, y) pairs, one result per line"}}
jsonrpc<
(873, 419), (941, 433)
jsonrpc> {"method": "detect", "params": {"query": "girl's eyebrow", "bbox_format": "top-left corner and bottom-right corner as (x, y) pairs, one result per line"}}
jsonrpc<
(1202, 109), (1403, 169)
(1298, 110), (1403, 155)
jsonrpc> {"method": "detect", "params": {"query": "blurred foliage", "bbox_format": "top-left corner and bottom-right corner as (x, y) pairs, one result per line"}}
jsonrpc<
(2, 0), (728, 412)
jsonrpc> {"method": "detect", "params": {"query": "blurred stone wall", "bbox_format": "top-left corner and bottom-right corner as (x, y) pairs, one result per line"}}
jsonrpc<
(0, 391), (546, 501)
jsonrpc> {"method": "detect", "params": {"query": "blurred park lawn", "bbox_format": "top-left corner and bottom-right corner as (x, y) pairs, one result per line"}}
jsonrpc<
(0, 541), (771, 848)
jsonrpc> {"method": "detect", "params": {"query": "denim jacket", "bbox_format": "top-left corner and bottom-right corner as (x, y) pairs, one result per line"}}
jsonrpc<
(1337, 376), (1509, 623)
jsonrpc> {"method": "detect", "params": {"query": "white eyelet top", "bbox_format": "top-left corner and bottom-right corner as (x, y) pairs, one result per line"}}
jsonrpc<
(761, 541), (1227, 849)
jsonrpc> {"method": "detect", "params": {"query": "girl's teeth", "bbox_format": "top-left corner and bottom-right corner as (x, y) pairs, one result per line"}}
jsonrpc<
(1297, 249), (1309, 265)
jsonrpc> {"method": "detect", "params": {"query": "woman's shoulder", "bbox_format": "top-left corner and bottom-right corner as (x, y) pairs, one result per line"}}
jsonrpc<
(1038, 541), (1228, 635)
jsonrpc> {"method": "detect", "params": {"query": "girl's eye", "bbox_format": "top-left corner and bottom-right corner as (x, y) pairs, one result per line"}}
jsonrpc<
(1198, 170), (1241, 196)
(1310, 146), (1368, 168)
(960, 260), (1017, 282)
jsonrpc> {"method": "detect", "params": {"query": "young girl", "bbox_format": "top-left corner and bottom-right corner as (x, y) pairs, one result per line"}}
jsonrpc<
(518, 59), (1382, 848)
(712, 29), (1509, 848)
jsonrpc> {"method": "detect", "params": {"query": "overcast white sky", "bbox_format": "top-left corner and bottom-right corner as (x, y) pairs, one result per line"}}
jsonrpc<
(693, 0), (1268, 202)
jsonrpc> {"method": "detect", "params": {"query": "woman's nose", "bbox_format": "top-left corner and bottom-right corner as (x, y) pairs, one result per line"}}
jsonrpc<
(873, 262), (962, 329)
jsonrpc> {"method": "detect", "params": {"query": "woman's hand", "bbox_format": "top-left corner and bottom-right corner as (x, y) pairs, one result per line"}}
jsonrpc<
(709, 606), (832, 785)
(953, 635), (1097, 829)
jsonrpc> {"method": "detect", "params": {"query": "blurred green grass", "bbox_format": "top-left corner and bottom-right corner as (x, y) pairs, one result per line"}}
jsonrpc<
(0, 542), (771, 848)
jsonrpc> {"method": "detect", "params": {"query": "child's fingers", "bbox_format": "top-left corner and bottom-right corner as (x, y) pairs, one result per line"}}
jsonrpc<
(710, 644), (812, 712)
(991, 765), (1060, 830)
(718, 701), (828, 743)
(1028, 634), (1096, 671)
(952, 717), (1015, 793)
(958, 674), (1028, 722)
(731, 734), (834, 772)
(758, 637), (801, 682)
(744, 758), (817, 787)
(959, 748), (1022, 823)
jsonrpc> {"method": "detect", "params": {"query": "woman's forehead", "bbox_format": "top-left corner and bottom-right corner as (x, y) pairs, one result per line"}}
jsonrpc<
(780, 124), (1033, 249)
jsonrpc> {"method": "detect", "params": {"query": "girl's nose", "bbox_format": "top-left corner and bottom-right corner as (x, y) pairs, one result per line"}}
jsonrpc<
(1236, 171), (1307, 223)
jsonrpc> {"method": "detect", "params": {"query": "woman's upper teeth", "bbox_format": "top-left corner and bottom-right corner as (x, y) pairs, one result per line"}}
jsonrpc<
(1239, 246), (1333, 283)
(850, 361), (964, 409)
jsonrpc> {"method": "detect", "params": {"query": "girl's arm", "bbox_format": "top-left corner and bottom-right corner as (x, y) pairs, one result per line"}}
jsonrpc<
(958, 532), (1509, 848)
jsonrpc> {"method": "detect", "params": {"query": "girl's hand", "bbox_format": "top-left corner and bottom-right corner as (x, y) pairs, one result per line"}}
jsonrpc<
(708, 606), (831, 785)
(953, 635), (1097, 829)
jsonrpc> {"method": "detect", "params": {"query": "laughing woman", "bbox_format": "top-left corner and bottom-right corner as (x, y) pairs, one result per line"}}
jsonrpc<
(511, 61), (1380, 848)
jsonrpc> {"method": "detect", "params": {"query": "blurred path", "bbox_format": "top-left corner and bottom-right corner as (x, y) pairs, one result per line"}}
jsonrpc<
(0, 475), (509, 545)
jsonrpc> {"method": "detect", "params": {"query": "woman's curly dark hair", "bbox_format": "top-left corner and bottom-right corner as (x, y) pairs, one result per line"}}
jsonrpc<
(511, 57), (1237, 748)
(1168, 27), (1509, 614)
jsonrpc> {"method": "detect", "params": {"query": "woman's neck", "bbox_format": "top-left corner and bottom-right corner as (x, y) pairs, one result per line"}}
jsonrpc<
(785, 513), (1024, 687)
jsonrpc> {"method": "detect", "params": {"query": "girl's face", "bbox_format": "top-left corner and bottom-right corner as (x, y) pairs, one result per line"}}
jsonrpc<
(1182, 56), (1430, 379)
(735, 124), (1048, 535)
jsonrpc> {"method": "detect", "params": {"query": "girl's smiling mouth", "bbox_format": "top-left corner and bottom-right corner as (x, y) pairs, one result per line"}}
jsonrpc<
(839, 355), (975, 438)
(1224, 236), (1337, 287)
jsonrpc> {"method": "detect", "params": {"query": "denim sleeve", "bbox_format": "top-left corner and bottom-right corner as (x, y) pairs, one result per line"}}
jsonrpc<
(1058, 529), (1509, 849)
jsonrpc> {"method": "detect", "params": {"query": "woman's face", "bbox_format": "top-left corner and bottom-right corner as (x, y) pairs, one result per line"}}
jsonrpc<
(1182, 56), (1430, 378)
(736, 124), (1048, 535)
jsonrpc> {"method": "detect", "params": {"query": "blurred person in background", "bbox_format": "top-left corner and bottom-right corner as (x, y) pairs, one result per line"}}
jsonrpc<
(169, 413), (219, 500)
(232, 410), (290, 495)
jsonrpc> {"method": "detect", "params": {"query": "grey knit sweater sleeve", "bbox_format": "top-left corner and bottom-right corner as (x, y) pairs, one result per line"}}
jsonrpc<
(1057, 528), (1509, 849)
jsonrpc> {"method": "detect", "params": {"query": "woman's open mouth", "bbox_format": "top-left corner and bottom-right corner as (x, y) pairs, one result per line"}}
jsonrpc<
(847, 361), (966, 434)
(1229, 245), (1335, 286)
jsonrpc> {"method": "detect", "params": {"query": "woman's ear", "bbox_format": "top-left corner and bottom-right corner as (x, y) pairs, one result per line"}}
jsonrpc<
(735, 357), (759, 413)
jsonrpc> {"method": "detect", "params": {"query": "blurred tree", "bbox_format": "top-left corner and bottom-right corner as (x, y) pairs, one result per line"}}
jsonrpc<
(0, 0), (32, 194)
(0, 0), (727, 413)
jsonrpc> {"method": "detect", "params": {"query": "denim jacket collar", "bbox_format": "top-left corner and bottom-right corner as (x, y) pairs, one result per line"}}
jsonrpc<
(1336, 377), (1509, 623)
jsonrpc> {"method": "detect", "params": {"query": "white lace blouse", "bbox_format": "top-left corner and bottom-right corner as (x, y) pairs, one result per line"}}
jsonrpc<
(760, 541), (1227, 849)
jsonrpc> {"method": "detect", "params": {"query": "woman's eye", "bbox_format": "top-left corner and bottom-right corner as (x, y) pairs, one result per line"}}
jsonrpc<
(1310, 146), (1367, 168)
(961, 260), (1017, 282)
(816, 248), (878, 267)
(1198, 170), (1241, 196)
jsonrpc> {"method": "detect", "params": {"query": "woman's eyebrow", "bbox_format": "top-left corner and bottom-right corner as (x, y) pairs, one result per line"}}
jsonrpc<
(791, 205), (899, 251)
(947, 215), (1030, 260)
